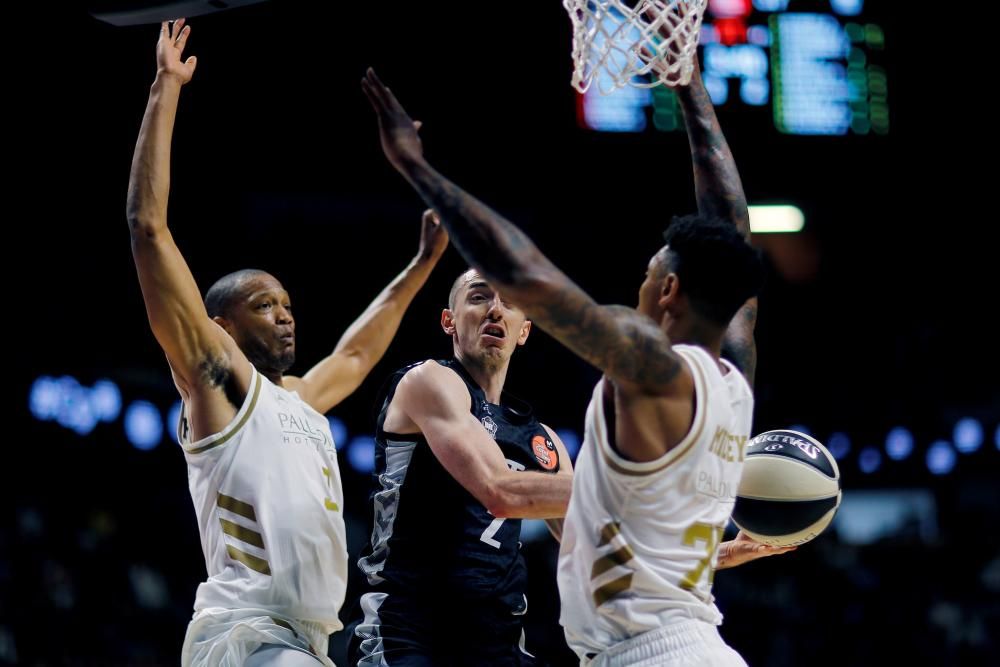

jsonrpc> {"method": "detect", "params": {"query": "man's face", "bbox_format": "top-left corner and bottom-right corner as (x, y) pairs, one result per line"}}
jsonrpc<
(443, 270), (530, 369)
(222, 273), (296, 374)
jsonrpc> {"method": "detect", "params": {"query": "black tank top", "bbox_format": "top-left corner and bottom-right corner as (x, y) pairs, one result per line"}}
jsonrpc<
(357, 359), (561, 610)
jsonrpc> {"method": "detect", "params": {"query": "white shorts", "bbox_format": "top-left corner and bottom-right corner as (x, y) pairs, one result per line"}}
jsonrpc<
(181, 607), (334, 667)
(588, 619), (747, 667)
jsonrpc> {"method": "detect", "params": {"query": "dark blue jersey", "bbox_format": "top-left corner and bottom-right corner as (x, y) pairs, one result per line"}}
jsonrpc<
(357, 359), (561, 611)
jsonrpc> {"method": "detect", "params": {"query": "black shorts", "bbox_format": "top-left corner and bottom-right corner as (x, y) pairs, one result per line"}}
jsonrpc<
(347, 590), (539, 667)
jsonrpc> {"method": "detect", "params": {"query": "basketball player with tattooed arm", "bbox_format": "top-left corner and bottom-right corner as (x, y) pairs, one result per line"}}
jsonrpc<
(127, 21), (447, 666)
(361, 52), (790, 666)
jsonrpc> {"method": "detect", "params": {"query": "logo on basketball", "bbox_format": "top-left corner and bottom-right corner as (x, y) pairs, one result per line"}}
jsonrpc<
(751, 432), (819, 459)
(532, 435), (558, 470)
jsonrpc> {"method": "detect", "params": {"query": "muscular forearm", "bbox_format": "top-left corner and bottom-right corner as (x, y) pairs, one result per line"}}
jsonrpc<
(490, 471), (572, 519)
(127, 75), (183, 234)
(675, 69), (750, 239)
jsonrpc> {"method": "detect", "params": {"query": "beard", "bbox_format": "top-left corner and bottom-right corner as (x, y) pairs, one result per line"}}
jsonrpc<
(242, 337), (295, 375)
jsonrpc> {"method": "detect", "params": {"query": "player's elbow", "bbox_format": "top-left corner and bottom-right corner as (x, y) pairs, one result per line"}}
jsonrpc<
(482, 485), (519, 519)
(127, 212), (165, 240)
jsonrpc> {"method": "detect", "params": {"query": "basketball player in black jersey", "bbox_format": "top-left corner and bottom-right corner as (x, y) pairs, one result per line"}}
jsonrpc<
(349, 268), (574, 666)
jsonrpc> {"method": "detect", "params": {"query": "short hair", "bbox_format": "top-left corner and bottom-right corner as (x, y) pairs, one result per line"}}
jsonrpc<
(661, 215), (764, 326)
(447, 269), (476, 310)
(204, 269), (270, 318)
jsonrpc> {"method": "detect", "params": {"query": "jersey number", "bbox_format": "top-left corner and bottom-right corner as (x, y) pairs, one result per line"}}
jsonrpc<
(679, 522), (725, 598)
(480, 515), (505, 548)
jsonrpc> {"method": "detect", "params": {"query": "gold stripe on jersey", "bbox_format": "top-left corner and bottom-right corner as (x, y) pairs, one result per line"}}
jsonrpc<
(217, 493), (258, 521)
(220, 518), (265, 549)
(592, 545), (635, 578)
(592, 521), (636, 605)
(187, 371), (263, 455)
(600, 353), (710, 476)
(598, 521), (621, 547)
(226, 544), (271, 575)
(594, 573), (633, 606)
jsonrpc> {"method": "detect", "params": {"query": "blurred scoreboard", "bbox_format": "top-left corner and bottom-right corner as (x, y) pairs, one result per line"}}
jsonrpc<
(578, 0), (888, 135)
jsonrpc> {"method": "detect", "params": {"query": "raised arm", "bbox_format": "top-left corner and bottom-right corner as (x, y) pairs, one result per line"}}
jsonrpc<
(127, 21), (248, 395)
(289, 210), (449, 414)
(390, 362), (572, 519)
(361, 69), (686, 396)
(675, 64), (758, 385)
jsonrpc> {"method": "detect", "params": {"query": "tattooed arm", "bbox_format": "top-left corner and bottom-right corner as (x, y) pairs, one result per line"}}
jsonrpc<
(675, 64), (759, 386)
(361, 69), (686, 395)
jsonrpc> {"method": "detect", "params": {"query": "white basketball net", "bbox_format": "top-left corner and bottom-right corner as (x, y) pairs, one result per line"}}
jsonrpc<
(563, 0), (709, 94)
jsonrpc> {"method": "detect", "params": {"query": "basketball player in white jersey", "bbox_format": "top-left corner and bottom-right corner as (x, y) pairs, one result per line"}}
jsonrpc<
(361, 56), (787, 664)
(127, 22), (448, 666)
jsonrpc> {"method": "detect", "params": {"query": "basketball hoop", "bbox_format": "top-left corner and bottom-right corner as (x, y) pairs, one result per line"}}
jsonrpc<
(563, 0), (709, 94)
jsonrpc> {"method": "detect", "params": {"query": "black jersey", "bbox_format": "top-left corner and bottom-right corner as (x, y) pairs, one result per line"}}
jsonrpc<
(357, 358), (561, 611)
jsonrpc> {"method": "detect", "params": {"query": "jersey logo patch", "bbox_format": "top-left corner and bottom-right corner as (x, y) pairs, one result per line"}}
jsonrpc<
(481, 416), (498, 439)
(532, 435), (558, 470)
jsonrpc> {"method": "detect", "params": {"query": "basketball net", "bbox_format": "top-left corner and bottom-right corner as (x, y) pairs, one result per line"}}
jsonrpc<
(563, 0), (709, 94)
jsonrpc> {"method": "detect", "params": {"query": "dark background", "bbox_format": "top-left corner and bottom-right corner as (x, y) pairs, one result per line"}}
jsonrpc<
(7, 1), (998, 665)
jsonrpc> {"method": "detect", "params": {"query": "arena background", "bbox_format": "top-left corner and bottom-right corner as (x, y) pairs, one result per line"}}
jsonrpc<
(8, 1), (998, 665)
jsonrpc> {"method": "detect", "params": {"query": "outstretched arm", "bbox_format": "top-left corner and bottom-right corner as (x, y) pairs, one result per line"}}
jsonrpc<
(361, 69), (686, 396)
(127, 21), (248, 394)
(675, 64), (759, 385)
(392, 362), (572, 519)
(289, 210), (448, 413)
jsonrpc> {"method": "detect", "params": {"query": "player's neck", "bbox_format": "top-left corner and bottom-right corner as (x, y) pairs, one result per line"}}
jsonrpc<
(456, 354), (509, 404)
(669, 318), (723, 359)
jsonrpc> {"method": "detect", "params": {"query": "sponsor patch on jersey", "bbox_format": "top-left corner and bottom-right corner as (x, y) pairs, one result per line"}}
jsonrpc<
(532, 435), (558, 470)
(481, 416), (498, 439)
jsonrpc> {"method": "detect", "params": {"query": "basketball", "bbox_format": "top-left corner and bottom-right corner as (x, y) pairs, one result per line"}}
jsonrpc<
(732, 430), (842, 547)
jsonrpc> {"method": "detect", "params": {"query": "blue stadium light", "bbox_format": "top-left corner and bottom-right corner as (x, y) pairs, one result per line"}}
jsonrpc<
(772, 13), (853, 135)
(995, 424), (1000, 451)
(346, 436), (376, 474)
(831, 0), (865, 16)
(703, 44), (768, 79)
(953, 418), (983, 454)
(556, 429), (582, 461)
(740, 77), (770, 105)
(581, 84), (651, 132)
(885, 427), (914, 461)
(90, 379), (122, 422)
(327, 416), (348, 450)
(168, 401), (183, 444)
(125, 400), (164, 451)
(926, 440), (956, 475)
(29, 376), (60, 420)
(752, 0), (790, 11)
(56, 376), (98, 436)
(747, 25), (770, 46)
(827, 432), (851, 460)
(858, 446), (881, 474)
(788, 424), (811, 436)
(703, 74), (729, 105)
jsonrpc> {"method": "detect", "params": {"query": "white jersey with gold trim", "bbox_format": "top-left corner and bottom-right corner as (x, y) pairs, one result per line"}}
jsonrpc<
(179, 366), (347, 637)
(557, 344), (754, 661)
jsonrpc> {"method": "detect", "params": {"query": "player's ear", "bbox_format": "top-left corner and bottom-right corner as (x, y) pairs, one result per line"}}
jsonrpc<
(516, 320), (531, 346)
(441, 308), (457, 335)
